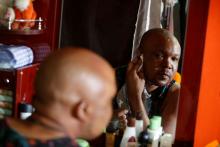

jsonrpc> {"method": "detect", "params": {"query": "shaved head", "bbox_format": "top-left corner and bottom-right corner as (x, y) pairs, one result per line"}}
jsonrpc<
(139, 28), (180, 53)
(139, 28), (181, 87)
(35, 48), (115, 104)
(33, 47), (116, 139)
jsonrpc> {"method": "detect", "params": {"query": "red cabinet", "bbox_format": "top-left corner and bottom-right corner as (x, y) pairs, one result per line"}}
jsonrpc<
(0, 63), (39, 117)
(0, 0), (62, 117)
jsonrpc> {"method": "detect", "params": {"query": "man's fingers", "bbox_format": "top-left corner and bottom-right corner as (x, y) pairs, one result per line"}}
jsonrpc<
(138, 68), (145, 79)
(117, 109), (128, 117)
(134, 56), (143, 71)
(127, 57), (137, 72)
(119, 114), (127, 120)
(119, 115), (127, 126)
(127, 56), (143, 74)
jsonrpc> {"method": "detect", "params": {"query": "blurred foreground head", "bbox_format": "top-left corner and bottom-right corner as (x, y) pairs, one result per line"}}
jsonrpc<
(34, 47), (116, 139)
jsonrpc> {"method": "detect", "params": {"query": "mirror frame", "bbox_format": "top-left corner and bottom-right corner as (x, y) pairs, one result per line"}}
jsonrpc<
(175, 0), (211, 146)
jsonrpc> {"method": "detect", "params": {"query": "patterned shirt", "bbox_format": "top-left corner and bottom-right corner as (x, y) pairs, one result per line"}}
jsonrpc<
(0, 120), (79, 147)
(116, 80), (175, 117)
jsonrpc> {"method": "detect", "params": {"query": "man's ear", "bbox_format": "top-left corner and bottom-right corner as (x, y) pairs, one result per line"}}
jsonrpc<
(72, 101), (92, 122)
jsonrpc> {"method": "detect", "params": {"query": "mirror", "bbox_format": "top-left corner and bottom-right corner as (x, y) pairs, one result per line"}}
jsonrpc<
(59, 0), (191, 146)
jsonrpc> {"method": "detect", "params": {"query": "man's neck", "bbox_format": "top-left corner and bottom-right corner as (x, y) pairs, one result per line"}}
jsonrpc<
(6, 113), (68, 140)
(145, 81), (158, 93)
(30, 112), (66, 133)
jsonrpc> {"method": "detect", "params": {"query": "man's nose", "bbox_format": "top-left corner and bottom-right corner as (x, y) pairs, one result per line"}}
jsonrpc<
(162, 58), (172, 69)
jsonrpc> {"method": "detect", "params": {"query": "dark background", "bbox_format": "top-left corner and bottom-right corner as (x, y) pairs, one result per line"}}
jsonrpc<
(60, 0), (186, 69)
(60, 0), (140, 67)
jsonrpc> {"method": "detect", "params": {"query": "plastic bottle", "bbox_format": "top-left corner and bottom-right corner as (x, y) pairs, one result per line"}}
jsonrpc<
(105, 119), (119, 147)
(147, 116), (163, 147)
(135, 112), (144, 139)
(120, 117), (136, 147)
(159, 133), (173, 147)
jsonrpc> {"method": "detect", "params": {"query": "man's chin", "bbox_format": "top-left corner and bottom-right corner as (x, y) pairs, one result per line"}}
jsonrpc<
(154, 80), (170, 87)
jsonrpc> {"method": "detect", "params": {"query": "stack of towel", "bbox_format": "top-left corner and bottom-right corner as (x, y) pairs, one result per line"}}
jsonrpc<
(0, 89), (13, 119)
(0, 44), (34, 69)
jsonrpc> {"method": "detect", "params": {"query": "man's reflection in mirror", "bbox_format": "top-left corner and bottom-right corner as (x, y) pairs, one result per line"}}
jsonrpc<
(114, 28), (181, 137)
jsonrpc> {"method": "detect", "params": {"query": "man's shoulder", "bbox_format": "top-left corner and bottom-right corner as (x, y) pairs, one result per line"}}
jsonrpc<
(165, 82), (180, 102)
(168, 82), (180, 94)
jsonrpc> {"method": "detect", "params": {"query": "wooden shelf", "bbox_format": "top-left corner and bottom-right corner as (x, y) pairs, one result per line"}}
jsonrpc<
(0, 0), (62, 118)
(0, 29), (45, 35)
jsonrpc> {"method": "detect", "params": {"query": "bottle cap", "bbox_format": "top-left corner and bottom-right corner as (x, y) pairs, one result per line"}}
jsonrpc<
(138, 130), (149, 144)
(149, 116), (162, 130)
(152, 116), (162, 126)
(18, 103), (33, 113)
(127, 117), (136, 127)
(135, 112), (143, 120)
(76, 138), (90, 147)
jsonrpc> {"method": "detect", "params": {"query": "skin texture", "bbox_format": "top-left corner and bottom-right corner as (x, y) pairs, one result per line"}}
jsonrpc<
(7, 47), (116, 140)
(118, 28), (181, 136)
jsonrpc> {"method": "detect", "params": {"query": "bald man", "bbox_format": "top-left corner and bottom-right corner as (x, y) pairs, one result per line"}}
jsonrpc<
(116, 28), (181, 136)
(0, 48), (116, 146)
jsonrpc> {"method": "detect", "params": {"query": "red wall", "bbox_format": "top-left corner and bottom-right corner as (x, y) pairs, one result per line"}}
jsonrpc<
(194, 0), (220, 146)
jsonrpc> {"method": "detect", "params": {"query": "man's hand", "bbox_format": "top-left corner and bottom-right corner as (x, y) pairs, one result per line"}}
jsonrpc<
(126, 56), (145, 110)
(126, 56), (150, 127)
(113, 108), (128, 128)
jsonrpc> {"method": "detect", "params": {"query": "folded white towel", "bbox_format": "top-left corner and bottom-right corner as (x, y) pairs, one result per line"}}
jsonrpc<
(0, 45), (34, 69)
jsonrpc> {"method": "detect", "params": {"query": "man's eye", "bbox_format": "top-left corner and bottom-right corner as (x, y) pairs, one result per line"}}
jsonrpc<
(155, 53), (163, 59)
(172, 57), (179, 62)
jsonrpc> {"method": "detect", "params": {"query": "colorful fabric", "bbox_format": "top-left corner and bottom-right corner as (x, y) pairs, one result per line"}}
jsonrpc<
(0, 120), (79, 147)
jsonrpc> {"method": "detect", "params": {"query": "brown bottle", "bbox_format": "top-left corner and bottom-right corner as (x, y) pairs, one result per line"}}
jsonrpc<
(105, 120), (119, 147)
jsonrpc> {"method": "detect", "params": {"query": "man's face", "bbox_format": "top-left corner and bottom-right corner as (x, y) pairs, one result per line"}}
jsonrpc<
(142, 38), (181, 86)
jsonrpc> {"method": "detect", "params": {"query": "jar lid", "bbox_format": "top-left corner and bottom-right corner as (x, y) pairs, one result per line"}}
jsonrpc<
(76, 138), (90, 147)
(18, 103), (33, 112)
(149, 116), (162, 130)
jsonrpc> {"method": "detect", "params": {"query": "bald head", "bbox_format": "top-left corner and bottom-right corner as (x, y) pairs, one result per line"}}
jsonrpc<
(139, 28), (181, 87)
(139, 28), (180, 53)
(33, 47), (116, 139)
(35, 47), (116, 105)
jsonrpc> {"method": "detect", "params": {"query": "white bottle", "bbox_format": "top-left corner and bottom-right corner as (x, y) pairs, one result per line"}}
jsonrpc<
(160, 133), (173, 147)
(147, 116), (163, 147)
(120, 117), (137, 147)
(135, 112), (144, 139)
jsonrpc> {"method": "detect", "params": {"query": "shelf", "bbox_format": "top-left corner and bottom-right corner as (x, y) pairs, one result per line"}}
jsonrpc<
(0, 29), (45, 35)
(0, 17), (46, 35)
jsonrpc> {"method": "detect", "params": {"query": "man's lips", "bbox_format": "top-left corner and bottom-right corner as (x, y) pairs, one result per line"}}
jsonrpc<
(158, 71), (172, 79)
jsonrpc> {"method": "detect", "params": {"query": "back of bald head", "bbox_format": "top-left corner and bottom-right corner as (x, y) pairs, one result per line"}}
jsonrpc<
(139, 28), (180, 52)
(34, 47), (116, 106)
